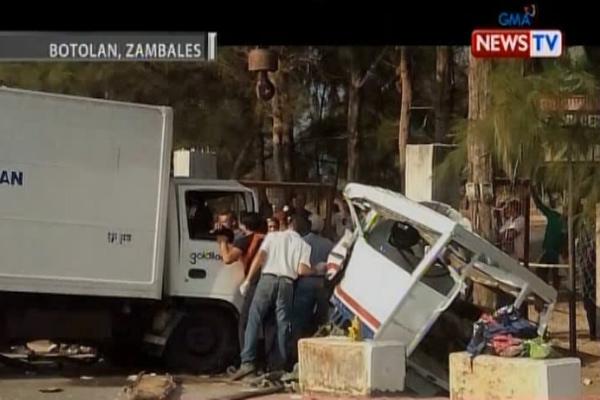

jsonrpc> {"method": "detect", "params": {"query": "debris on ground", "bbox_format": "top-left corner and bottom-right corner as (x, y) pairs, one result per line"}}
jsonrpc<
(524, 337), (553, 359)
(27, 340), (58, 354)
(247, 370), (285, 388)
(205, 385), (284, 400)
(39, 387), (63, 393)
(583, 378), (593, 386)
(467, 305), (541, 359)
(347, 316), (363, 341)
(80, 375), (94, 380)
(123, 372), (176, 400)
(245, 363), (299, 392)
(313, 322), (345, 338)
(59, 343), (96, 356)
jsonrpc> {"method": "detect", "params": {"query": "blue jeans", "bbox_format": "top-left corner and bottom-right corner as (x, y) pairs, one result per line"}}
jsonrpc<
(290, 276), (328, 363)
(241, 274), (294, 368)
(292, 276), (327, 337)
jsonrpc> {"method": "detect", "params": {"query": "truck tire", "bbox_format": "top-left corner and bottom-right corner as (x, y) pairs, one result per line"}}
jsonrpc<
(164, 308), (238, 374)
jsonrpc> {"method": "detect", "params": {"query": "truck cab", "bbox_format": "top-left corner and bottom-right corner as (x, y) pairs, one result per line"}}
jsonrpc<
(148, 179), (258, 373)
(166, 179), (258, 309)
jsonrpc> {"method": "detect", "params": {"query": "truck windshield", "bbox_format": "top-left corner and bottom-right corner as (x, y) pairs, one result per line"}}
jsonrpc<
(185, 190), (249, 241)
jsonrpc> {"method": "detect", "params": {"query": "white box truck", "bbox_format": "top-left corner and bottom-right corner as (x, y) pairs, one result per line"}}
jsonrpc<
(0, 88), (257, 372)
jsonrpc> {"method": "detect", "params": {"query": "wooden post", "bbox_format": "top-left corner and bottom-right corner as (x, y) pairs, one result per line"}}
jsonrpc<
(596, 203), (600, 337)
(567, 158), (577, 354)
(523, 180), (531, 319)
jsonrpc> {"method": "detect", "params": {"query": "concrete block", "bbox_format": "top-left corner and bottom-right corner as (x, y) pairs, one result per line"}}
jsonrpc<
(298, 337), (405, 396)
(450, 352), (581, 400)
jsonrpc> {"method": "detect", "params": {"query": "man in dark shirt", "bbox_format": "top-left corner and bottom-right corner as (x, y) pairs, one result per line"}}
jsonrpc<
(532, 188), (566, 290)
(287, 194), (311, 236)
(290, 214), (334, 363)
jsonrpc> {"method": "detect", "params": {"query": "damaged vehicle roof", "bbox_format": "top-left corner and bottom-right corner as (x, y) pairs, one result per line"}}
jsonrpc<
(340, 183), (557, 341)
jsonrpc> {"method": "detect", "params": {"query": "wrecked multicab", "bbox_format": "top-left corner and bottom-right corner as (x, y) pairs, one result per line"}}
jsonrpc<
(325, 183), (558, 392)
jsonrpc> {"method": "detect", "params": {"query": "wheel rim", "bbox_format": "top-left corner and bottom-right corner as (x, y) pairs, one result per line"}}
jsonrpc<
(185, 325), (217, 355)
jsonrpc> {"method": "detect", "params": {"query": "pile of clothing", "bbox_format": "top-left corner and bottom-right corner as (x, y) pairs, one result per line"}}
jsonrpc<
(467, 305), (551, 359)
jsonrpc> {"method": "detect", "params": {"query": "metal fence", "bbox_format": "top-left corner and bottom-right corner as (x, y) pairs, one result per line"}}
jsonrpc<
(576, 218), (597, 339)
(492, 179), (531, 268)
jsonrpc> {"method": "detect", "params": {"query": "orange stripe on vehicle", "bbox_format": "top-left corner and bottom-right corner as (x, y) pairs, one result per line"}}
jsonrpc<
(334, 286), (381, 330)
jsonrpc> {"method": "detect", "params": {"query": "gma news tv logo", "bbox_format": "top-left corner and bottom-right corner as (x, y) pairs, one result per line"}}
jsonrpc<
(498, 4), (536, 27)
(471, 30), (562, 58)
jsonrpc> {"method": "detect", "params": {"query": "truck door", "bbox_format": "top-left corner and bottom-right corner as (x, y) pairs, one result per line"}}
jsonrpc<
(168, 186), (255, 310)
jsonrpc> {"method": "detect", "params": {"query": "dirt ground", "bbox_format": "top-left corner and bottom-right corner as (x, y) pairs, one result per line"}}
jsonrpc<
(0, 370), (261, 400)
(539, 300), (600, 398)
(0, 301), (597, 400)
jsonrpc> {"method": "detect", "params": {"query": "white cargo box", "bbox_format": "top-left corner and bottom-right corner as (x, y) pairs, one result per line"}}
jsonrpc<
(0, 88), (172, 299)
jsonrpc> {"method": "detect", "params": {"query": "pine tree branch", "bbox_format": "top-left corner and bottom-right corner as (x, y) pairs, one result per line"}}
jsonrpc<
(357, 47), (389, 88)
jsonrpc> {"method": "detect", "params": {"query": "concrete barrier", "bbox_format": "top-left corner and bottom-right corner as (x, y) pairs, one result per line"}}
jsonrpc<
(298, 337), (406, 396)
(450, 352), (582, 400)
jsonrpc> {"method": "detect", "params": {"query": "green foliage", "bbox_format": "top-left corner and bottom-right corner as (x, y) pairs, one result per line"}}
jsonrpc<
(3, 45), (598, 207)
(0, 49), (262, 177)
(442, 52), (600, 220)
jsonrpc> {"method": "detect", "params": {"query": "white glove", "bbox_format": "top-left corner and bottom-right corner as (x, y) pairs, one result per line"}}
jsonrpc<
(326, 266), (338, 281)
(239, 280), (250, 296)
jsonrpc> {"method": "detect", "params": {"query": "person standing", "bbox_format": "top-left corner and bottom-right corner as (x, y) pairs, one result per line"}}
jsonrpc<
(267, 217), (280, 232)
(290, 193), (312, 221)
(576, 221), (597, 340)
(499, 199), (526, 262)
(216, 213), (266, 348)
(532, 188), (566, 291)
(214, 211), (244, 241)
(272, 210), (289, 231)
(332, 197), (352, 240)
(231, 215), (313, 379)
(291, 214), (334, 361)
(303, 214), (334, 274)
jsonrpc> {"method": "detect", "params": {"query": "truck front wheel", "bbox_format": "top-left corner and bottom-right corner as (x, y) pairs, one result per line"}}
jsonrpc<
(164, 309), (238, 373)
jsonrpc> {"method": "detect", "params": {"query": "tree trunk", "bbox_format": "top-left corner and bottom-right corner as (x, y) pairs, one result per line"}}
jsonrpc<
(230, 135), (255, 179)
(467, 55), (496, 310)
(270, 51), (294, 182)
(271, 70), (285, 182)
(347, 69), (362, 182)
(398, 47), (412, 193)
(434, 46), (452, 143)
(257, 130), (266, 180)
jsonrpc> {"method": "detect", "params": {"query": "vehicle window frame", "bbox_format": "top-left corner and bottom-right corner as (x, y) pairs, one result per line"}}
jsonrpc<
(364, 217), (457, 296)
(184, 190), (249, 242)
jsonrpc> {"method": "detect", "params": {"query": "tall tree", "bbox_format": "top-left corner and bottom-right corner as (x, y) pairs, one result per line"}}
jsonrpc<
(343, 47), (388, 182)
(467, 55), (496, 309)
(270, 53), (292, 181)
(397, 47), (412, 192)
(434, 46), (452, 142)
(346, 63), (363, 182)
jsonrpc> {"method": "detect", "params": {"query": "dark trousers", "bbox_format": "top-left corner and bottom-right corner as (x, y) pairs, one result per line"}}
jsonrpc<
(239, 279), (257, 348)
(241, 274), (294, 369)
(584, 298), (598, 340)
(537, 250), (561, 291)
(239, 276), (278, 370)
(290, 276), (329, 362)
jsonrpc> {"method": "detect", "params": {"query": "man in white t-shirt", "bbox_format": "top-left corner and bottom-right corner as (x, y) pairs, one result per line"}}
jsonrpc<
(231, 215), (313, 379)
(499, 199), (525, 261)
